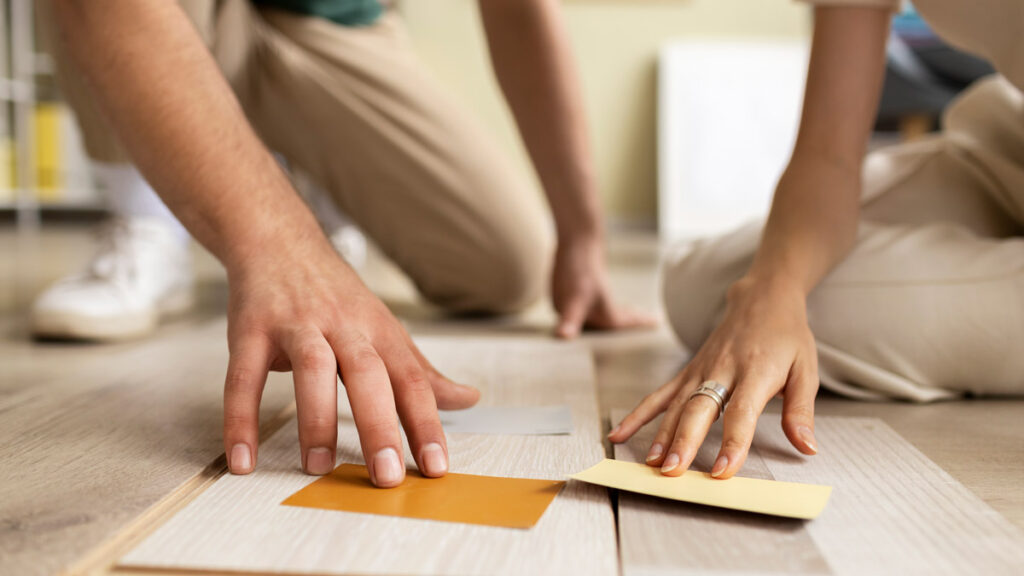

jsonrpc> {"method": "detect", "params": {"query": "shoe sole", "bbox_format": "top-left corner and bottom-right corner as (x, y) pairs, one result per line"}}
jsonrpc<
(31, 287), (196, 342)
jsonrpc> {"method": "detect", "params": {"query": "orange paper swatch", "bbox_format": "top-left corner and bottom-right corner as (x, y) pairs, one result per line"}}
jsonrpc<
(282, 463), (564, 529)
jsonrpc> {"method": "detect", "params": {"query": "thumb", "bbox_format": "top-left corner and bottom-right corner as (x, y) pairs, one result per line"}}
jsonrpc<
(429, 371), (480, 410)
(556, 294), (590, 339)
(402, 332), (480, 410)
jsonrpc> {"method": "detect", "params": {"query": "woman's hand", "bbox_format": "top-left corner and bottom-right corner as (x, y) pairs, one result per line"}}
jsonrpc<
(608, 276), (819, 478)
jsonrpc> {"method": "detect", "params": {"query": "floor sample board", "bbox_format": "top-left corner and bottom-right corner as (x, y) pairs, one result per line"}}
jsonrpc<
(119, 338), (617, 576)
(612, 410), (1024, 576)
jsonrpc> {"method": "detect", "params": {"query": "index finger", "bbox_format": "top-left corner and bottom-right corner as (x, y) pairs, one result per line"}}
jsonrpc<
(377, 332), (449, 478)
(402, 332), (479, 410)
(223, 335), (271, 475)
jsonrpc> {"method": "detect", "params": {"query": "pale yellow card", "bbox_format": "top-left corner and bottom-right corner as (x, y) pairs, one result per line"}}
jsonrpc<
(571, 459), (831, 520)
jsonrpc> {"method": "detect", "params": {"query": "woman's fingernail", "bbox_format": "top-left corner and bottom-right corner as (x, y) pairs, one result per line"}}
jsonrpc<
(798, 426), (818, 454)
(661, 453), (681, 473)
(373, 448), (404, 487)
(306, 447), (334, 475)
(420, 443), (447, 477)
(230, 443), (252, 474)
(608, 424), (622, 438)
(711, 455), (729, 477)
(645, 443), (664, 463)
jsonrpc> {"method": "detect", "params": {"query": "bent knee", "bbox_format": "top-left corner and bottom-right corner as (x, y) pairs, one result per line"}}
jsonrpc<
(417, 223), (552, 315)
(662, 242), (720, 350)
(661, 223), (761, 350)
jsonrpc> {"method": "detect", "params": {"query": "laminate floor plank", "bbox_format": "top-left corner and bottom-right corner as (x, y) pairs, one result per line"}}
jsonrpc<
(0, 317), (296, 576)
(119, 338), (617, 576)
(611, 410), (1024, 575)
(5, 225), (1024, 575)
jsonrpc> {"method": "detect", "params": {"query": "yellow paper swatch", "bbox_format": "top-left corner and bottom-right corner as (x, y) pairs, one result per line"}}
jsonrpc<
(283, 463), (564, 529)
(571, 459), (831, 520)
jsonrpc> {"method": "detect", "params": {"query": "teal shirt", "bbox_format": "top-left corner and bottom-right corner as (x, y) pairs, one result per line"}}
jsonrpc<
(252, 0), (383, 27)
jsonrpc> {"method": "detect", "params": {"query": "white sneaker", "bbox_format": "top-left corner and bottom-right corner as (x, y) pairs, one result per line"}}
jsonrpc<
(31, 217), (195, 341)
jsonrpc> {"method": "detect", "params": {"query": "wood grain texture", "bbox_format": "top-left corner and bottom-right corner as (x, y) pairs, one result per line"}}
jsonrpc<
(612, 409), (1024, 575)
(0, 315), (296, 576)
(118, 338), (617, 576)
(7, 227), (1024, 575)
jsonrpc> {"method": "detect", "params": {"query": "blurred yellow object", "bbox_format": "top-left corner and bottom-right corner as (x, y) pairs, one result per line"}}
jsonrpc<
(0, 104), (66, 204)
(0, 138), (13, 201)
(34, 102), (64, 201)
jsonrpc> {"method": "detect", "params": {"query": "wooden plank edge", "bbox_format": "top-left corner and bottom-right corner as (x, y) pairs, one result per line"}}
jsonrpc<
(62, 403), (298, 576)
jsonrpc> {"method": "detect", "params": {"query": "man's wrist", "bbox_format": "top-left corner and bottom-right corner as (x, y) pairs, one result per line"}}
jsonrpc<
(222, 216), (340, 282)
(554, 212), (606, 255)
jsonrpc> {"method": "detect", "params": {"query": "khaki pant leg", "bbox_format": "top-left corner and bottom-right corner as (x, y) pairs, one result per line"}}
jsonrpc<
(662, 76), (1024, 401)
(35, 1), (218, 163)
(239, 9), (552, 314)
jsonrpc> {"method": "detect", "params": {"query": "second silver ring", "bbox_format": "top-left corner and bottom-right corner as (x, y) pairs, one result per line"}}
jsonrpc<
(689, 380), (730, 416)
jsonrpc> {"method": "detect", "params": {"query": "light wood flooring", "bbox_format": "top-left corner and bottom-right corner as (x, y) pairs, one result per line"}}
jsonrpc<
(1, 222), (1022, 575)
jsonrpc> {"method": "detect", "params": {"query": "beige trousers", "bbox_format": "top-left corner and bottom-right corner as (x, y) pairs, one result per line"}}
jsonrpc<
(664, 76), (1024, 402)
(37, 0), (553, 314)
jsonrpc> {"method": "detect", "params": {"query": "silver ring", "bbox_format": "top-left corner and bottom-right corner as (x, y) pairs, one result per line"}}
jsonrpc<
(689, 380), (729, 416)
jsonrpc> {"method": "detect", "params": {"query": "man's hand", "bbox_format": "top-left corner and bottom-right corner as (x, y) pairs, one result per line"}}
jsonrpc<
(609, 277), (819, 478)
(479, 0), (655, 339)
(552, 235), (657, 339)
(49, 1), (483, 487)
(224, 241), (479, 485)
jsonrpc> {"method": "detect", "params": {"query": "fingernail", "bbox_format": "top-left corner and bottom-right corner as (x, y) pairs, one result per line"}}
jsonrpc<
(230, 443), (252, 474)
(608, 424), (622, 438)
(645, 443), (664, 463)
(660, 453), (681, 473)
(306, 447), (334, 475)
(372, 447), (404, 487)
(798, 425), (818, 454)
(420, 443), (447, 477)
(711, 455), (729, 477)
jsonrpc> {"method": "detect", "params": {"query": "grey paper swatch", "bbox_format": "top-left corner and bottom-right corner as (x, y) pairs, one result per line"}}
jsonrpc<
(439, 404), (573, 435)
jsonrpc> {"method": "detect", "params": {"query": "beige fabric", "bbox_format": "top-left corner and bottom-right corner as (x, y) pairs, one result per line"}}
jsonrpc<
(37, 0), (553, 314)
(663, 77), (1024, 401)
(799, 0), (1024, 92)
(800, 0), (899, 9)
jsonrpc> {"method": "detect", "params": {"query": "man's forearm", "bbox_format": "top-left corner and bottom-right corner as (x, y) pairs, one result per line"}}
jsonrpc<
(479, 0), (602, 241)
(51, 1), (332, 275)
(747, 6), (890, 295)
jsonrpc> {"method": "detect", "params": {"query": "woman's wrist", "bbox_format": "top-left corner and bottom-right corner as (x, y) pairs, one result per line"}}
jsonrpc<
(727, 273), (809, 312)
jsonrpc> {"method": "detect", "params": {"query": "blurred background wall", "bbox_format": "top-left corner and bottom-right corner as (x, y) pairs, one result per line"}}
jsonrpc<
(400, 0), (811, 230)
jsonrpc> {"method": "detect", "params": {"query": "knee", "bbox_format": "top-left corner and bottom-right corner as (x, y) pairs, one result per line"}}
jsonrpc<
(469, 231), (550, 314)
(661, 224), (760, 351)
(662, 242), (720, 351)
(418, 219), (552, 315)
